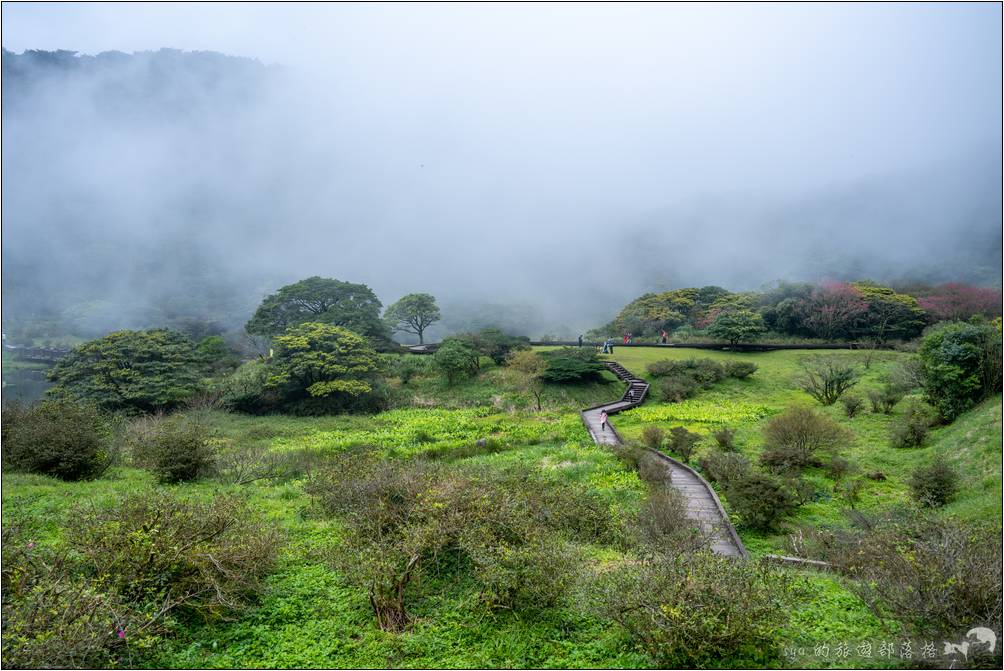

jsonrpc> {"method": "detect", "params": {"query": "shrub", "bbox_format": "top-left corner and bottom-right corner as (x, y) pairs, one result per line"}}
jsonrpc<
(593, 554), (802, 667)
(918, 321), (1002, 421)
(798, 356), (859, 405)
(888, 401), (935, 449)
(909, 459), (959, 507)
(725, 471), (797, 531)
(1, 399), (112, 481)
(432, 338), (482, 385)
(131, 414), (215, 483)
(760, 406), (850, 472)
(798, 513), (1002, 645)
(866, 384), (904, 414)
(632, 487), (709, 554)
(647, 358), (725, 383)
(1, 527), (160, 669)
(637, 450), (672, 485)
(667, 426), (700, 463)
(67, 491), (281, 620)
(824, 456), (855, 486)
(712, 426), (738, 451)
(838, 477), (866, 508)
(724, 361), (758, 379)
(698, 450), (750, 486)
(657, 373), (699, 402)
(640, 425), (664, 449)
(840, 394), (864, 418)
(220, 360), (280, 414)
(539, 347), (606, 384)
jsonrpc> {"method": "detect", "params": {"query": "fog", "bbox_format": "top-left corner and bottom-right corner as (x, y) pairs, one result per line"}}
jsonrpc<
(2, 3), (1001, 339)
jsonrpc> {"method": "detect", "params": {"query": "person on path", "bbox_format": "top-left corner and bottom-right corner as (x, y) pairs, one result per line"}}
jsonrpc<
(607, 337), (614, 354)
(660, 329), (668, 344)
(599, 410), (609, 432)
(578, 334), (583, 347)
(623, 334), (629, 345)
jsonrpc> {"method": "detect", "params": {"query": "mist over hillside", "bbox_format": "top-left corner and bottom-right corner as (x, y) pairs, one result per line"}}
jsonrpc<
(2, 44), (1000, 341)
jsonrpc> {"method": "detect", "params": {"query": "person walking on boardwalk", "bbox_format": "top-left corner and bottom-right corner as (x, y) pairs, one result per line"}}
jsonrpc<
(599, 410), (609, 432)
(660, 329), (668, 344)
(578, 334), (583, 347)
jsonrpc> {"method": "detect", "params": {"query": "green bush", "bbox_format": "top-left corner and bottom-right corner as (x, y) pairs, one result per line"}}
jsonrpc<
(130, 414), (215, 483)
(220, 360), (280, 414)
(432, 338), (481, 385)
(539, 347), (606, 384)
(640, 425), (664, 449)
(798, 356), (859, 405)
(909, 459), (959, 507)
(632, 487), (708, 554)
(712, 426), (738, 451)
(1, 399), (112, 481)
(647, 358), (725, 384)
(867, 384), (904, 414)
(840, 394), (864, 418)
(667, 426), (700, 463)
(699, 450), (750, 486)
(593, 554), (802, 667)
(724, 361), (758, 379)
(889, 401), (935, 449)
(725, 471), (797, 531)
(68, 491), (281, 620)
(918, 321), (1002, 421)
(637, 450), (672, 485)
(657, 373), (699, 402)
(760, 406), (850, 472)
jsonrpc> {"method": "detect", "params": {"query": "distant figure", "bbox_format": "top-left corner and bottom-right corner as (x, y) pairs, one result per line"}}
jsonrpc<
(607, 337), (614, 354)
(599, 410), (609, 431)
(660, 330), (668, 344)
(578, 334), (583, 347)
(623, 334), (629, 345)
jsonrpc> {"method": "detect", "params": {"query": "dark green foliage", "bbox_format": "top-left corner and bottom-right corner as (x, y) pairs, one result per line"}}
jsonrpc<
(708, 308), (766, 345)
(267, 322), (384, 412)
(909, 459), (959, 507)
(640, 425), (664, 449)
(667, 426), (700, 463)
(840, 394), (864, 418)
(538, 347), (605, 384)
(383, 293), (441, 344)
(593, 555), (802, 667)
(825, 456), (855, 485)
(195, 335), (240, 375)
(637, 450), (672, 485)
(632, 487), (709, 554)
(888, 401), (935, 449)
(456, 328), (530, 366)
(918, 321), (1002, 421)
(389, 355), (429, 385)
(432, 338), (481, 385)
(657, 373), (699, 402)
(68, 491), (281, 620)
(798, 513), (1002, 645)
(246, 276), (391, 346)
(798, 356), (859, 405)
(48, 329), (203, 413)
(699, 450), (750, 486)
(712, 426), (738, 451)
(130, 414), (215, 483)
(760, 406), (850, 472)
(219, 360), (280, 414)
(866, 384), (904, 414)
(1, 399), (112, 481)
(724, 360), (758, 379)
(725, 471), (798, 530)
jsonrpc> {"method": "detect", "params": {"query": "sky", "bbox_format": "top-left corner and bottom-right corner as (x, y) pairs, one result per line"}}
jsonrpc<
(2, 2), (1001, 337)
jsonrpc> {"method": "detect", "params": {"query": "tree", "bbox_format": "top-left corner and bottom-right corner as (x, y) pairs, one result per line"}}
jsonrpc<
(794, 282), (869, 340)
(798, 356), (859, 405)
(267, 322), (381, 401)
(918, 321), (1002, 421)
(246, 276), (390, 345)
(432, 338), (481, 385)
(456, 328), (530, 367)
(383, 293), (441, 344)
(707, 308), (765, 345)
(507, 349), (548, 411)
(853, 283), (926, 344)
(48, 329), (203, 412)
(539, 347), (606, 384)
(916, 283), (1002, 322)
(760, 406), (850, 471)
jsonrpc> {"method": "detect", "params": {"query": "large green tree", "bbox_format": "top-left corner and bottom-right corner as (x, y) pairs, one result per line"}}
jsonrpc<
(267, 322), (381, 401)
(47, 329), (203, 412)
(708, 309), (766, 346)
(384, 293), (441, 344)
(246, 276), (390, 345)
(918, 321), (1002, 421)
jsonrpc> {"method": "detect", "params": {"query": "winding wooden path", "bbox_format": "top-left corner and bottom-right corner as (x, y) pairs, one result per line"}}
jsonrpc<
(580, 361), (749, 558)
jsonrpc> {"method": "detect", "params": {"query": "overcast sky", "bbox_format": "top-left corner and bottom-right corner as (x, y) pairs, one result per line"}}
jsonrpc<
(2, 3), (1001, 336)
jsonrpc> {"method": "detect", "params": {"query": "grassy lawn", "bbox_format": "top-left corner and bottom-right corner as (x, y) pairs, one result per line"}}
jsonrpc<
(2, 346), (999, 668)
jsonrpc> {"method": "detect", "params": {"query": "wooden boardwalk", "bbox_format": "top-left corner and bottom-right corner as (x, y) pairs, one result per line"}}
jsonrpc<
(580, 361), (748, 558)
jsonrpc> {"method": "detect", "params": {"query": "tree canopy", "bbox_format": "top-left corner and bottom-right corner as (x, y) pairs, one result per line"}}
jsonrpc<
(384, 293), (441, 344)
(267, 322), (381, 401)
(708, 308), (766, 345)
(246, 276), (390, 346)
(47, 329), (203, 412)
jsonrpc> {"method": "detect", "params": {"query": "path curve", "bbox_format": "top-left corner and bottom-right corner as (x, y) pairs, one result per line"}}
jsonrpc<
(580, 361), (748, 559)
